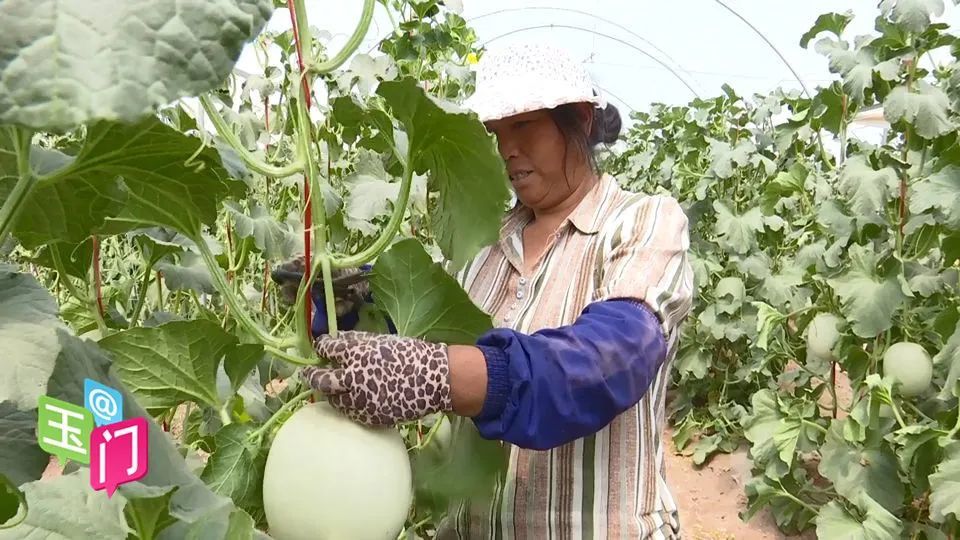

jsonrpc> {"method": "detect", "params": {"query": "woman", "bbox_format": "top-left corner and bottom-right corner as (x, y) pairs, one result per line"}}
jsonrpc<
(276, 42), (694, 539)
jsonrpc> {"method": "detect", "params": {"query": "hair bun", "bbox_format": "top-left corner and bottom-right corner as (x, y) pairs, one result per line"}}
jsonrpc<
(590, 102), (622, 145)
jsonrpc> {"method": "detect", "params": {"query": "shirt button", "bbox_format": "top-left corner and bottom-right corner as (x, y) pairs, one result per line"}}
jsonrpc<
(516, 291), (524, 299)
(519, 277), (527, 285)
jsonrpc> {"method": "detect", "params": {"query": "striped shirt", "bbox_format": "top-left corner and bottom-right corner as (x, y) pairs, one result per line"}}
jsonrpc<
(437, 173), (695, 539)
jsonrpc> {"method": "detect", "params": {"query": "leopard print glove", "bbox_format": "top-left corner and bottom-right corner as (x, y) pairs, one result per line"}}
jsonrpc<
(302, 331), (453, 426)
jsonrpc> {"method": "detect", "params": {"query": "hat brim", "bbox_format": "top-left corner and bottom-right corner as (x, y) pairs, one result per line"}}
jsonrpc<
(464, 87), (605, 123)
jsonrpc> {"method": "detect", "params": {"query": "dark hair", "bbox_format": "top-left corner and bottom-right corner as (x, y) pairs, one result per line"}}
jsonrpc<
(548, 101), (622, 176)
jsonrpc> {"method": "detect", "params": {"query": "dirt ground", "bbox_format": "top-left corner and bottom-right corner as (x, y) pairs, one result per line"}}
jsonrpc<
(666, 365), (854, 540)
(664, 430), (816, 540)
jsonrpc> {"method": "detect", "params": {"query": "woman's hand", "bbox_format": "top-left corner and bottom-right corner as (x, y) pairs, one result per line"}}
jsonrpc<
(302, 331), (453, 426)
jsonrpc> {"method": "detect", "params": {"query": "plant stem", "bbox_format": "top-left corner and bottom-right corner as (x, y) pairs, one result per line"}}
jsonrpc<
(194, 235), (281, 349)
(287, 0), (316, 341)
(248, 389), (313, 442)
(330, 147), (416, 268)
(264, 344), (317, 366)
(128, 258), (158, 328)
(92, 236), (105, 319)
(199, 95), (304, 178)
(219, 402), (233, 426)
(0, 127), (36, 247)
(309, 0), (375, 73)
(803, 419), (829, 435)
(775, 480), (819, 514)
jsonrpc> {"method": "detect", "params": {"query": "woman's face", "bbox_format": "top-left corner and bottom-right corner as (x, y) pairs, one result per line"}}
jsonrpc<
(484, 105), (592, 211)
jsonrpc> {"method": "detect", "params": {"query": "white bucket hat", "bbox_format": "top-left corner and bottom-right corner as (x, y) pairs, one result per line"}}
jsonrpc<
(464, 42), (606, 123)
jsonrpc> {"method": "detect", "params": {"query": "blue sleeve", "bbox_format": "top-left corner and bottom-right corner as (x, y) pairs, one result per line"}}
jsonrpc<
(471, 298), (667, 451)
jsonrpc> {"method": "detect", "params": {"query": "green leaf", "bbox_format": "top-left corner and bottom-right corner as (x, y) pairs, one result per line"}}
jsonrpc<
(800, 11), (855, 48)
(157, 252), (216, 295)
(377, 78), (511, 269)
(884, 81), (955, 139)
(0, 470), (130, 539)
(224, 202), (298, 261)
(199, 424), (266, 527)
(713, 201), (764, 254)
(815, 492), (903, 540)
(370, 238), (493, 344)
(880, 0), (945, 33)
(929, 442), (960, 523)
(817, 200), (855, 241)
(827, 245), (906, 338)
(890, 424), (942, 492)
(0, 403), (47, 488)
(13, 119), (246, 248)
(814, 38), (883, 101)
(753, 302), (786, 351)
(707, 139), (755, 179)
(715, 277), (746, 315)
(818, 420), (904, 513)
(676, 347), (710, 379)
(909, 165), (960, 228)
(0, 476), (24, 527)
(121, 485), (179, 540)
(0, 265), (64, 410)
(742, 390), (795, 479)
(411, 416), (507, 520)
(838, 156), (899, 230)
(934, 322), (960, 400)
(0, 0), (273, 130)
(342, 169), (401, 236)
(99, 320), (263, 414)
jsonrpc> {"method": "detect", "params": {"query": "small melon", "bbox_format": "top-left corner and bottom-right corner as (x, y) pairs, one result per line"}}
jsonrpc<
(882, 342), (933, 398)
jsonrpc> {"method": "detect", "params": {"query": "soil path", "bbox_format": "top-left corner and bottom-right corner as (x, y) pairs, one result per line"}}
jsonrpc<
(664, 429), (815, 540)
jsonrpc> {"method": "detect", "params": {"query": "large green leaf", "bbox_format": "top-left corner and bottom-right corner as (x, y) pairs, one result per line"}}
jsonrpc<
(838, 156), (899, 230)
(934, 322), (960, 400)
(98, 320), (263, 415)
(199, 424), (267, 527)
(0, 0), (273, 130)
(742, 390), (820, 480)
(12, 119), (246, 248)
(827, 245), (906, 338)
(879, 0), (945, 33)
(929, 442), (960, 523)
(910, 165), (960, 229)
(819, 420), (904, 513)
(224, 202), (298, 261)
(707, 139), (755, 179)
(0, 403), (46, 488)
(0, 265), (63, 411)
(377, 78), (511, 269)
(713, 201), (765, 255)
(156, 252), (216, 295)
(0, 470), (130, 540)
(370, 238), (493, 344)
(814, 38), (889, 101)
(800, 11), (854, 48)
(884, 81), (955, 139)
(815, 492), (903, 540)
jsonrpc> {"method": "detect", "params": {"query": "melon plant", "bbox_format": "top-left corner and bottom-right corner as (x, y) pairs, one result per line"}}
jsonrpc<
(607, 2), (960, 536)
(0, 0), (507, 538)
